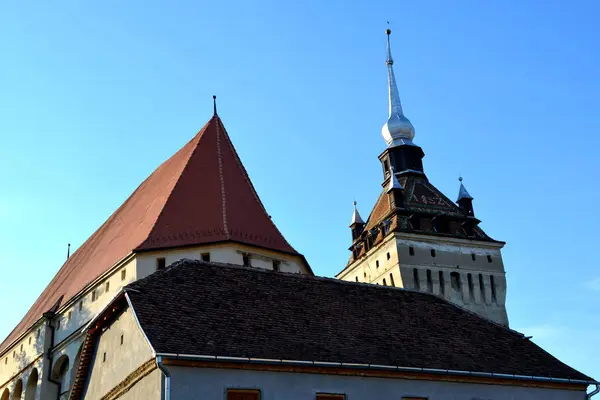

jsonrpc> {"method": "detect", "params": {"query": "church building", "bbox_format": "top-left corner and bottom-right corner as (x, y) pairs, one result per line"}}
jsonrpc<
(0, 30), (596, 400)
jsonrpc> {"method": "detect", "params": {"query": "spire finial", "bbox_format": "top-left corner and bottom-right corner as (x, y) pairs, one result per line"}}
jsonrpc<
(381, 27), (416, 148)
(213, 95), (217, 116)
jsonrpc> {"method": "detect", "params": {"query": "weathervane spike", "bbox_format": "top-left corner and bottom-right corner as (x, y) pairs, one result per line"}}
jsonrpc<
(213, 95), (217, 116)
(381, 27), (416, 148)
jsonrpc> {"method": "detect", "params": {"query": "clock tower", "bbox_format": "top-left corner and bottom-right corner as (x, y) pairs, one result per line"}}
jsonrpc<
(336, 30), (509, 326)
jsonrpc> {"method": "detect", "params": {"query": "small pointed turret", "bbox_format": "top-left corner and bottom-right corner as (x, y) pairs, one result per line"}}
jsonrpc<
(382, 28), (416, 148)
(387, 166), (405, 209)
(350, 201), (365, 225)
(350, 201), (365, 240)
(456, 177), (475, 217)
(387, 167), (403, 193)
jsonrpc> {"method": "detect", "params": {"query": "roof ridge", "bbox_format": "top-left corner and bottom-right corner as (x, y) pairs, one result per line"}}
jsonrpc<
(135, 118), (216, 250)
(215, 117), (229, 237)
(217, 119), (299, 253)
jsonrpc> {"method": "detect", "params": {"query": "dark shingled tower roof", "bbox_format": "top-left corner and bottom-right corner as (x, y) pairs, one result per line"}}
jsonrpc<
(124, 260), (592, 382)
(1, 116), (307, 353)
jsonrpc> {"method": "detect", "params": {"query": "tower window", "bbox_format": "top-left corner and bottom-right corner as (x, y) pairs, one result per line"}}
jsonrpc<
(105, 281), (110, 292)
(468, 273), (475, 302)
(272, 260), (280, 271)
(409, 246), (415, 256)
(68, 311), (72, 321)
(103, 352), (106, 363)
(56, 319), (60, 330)
(376, 260), (379, 268)
(386, 252), (390, 260)
(364, 272), (366, 278)
(92, 290), (97, 302)
(383, 278), (387, 286)
(201, 252), (211, 262)
(450, 272), (461, 292)
(79, 301), (83, 312)
(426, 270), (433, 293)
(471, 253), (476, 261)
(120, 334), (124, 345)
(413, 268), (420, 290)
(487, 255), (493, 263)
(430, 249), (436, 257)
(490, 275), (497, 303)
(439, 271), (445, 295)
(479, 273), (485, 301)
(389, 273), (395, 287)
(121, 269), (126, 281)
(355, 277), (358, 282)
(242, 254), (251, 266)
(28, 337), (31, 345)
(157, 258), (166, 270)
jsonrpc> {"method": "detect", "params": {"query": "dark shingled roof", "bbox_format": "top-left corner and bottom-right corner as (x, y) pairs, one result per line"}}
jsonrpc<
(126, 260), (592, 382)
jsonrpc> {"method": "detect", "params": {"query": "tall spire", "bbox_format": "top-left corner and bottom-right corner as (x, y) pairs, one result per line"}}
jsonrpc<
(381, 28), (416, 148)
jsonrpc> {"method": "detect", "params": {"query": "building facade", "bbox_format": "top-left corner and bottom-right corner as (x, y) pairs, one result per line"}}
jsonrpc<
(336, 30), (509, 326)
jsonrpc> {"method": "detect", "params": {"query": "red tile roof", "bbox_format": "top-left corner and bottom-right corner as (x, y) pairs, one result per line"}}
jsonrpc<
(1, 116), (306, 353)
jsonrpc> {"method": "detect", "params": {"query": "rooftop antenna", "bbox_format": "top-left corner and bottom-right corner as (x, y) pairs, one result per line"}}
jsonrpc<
(67, 243), (71, 260)
(213, 95), (217, 116)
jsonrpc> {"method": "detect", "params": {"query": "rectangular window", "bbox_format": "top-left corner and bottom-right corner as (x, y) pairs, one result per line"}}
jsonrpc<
(242, 254), (251, 267)
(103, 352), (106, 363)
(226, 389), (260, 400)
(121, 269), (126, 281)
(120, 334), (124, 345)
(105, 281), (110, 292)
(68, 311), (72, 321)
(272, 260), (280, 271)
(56, 319), (60, 330)
(92, 290), (97, 302)
(201, 252), (211, 262)
(157, 258), (166, 270)
(316, 395), (345, 400)
(79, 301), (83, 312)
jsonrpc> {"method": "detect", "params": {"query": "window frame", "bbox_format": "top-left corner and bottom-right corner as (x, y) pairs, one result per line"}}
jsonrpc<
(225, 388), (261, 400)
(316, 394), (346, 400)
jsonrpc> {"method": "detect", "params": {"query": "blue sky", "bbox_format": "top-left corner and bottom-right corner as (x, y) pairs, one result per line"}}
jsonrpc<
(1, 0), (599, 382)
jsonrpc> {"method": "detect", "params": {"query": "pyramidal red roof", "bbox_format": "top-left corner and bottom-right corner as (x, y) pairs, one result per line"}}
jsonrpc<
(1, 116), (306, 353)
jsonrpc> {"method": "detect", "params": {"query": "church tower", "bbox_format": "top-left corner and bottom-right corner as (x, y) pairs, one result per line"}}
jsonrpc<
(336, 30), (509, 326)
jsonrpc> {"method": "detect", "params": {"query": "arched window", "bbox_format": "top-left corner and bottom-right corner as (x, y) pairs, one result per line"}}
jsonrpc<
(413, 268), (420, 290)
(389, 273), (395, 287)
(450, 272), (462, 302)
(383, 278), (387, 286)
(11, 380), (22, 400)
(24, 368), (38, 400)
(376, 260), (379, 268)
(1, 388), (9, 400)
(438, 271), (445, 296)
(51, 355), (70, 396)
(430, 249), (436, 257)
(355, 277), (358, 282)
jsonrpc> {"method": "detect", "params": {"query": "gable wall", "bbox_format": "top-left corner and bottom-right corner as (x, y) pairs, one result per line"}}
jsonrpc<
(82, 308), (153, 400)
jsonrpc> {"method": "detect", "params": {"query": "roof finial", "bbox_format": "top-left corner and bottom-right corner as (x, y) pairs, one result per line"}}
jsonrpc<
(381, 27), (416, 148)
(67, 243), (71, 260)
(351, 201), (365, 225)
(213, 95), (217, 116)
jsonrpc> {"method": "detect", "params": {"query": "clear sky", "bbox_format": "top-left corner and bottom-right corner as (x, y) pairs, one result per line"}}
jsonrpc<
(1, 0), (599, 382)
